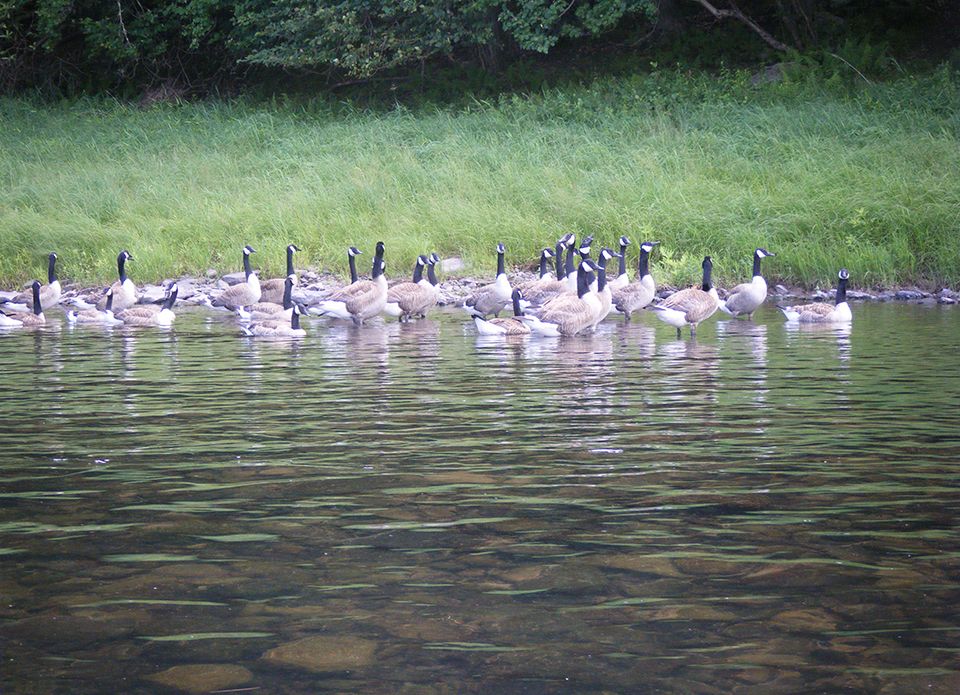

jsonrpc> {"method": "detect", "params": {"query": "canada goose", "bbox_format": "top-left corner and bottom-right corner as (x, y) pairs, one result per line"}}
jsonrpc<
(66, 288), (123, 325)
(0, 281), (45, 327)
(650, 256), (720, 338)
(612, 240), (659, 320)
(522, 236), (574, 307)
(521, 261), (601, 337)
(259, 244), (300, 304)
(565, 237), (593, 292)
(241, 304), (307, 337)
(316, 243), (383, 306)
(212, 246), (261, 309)
(607, 236), (632, 291)
(236, 275), (296, 322)
(314, 245), (388, 324)
(119, 284), (179, 326)
(462, 243), (512, 318)
(516, 248), (556, 294)
(474, 289), (531, 335)
(384, 255), (438, 321)
(98, 250), (137, 311)
(718, 248), (775, 318)
(779, 269), (853, 323)
(591, 247), (621, 328)
(4, 253), (61, 311)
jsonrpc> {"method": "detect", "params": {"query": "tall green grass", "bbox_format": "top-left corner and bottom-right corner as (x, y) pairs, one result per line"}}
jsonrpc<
(2, 68), (958, 288)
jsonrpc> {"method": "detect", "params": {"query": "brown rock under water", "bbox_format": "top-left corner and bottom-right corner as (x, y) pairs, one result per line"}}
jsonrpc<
(146, 663), (253, 694)
(262, 635), (377, 672)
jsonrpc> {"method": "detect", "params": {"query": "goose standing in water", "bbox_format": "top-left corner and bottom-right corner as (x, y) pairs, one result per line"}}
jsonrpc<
(97, 250), (137, 311)
(612, 240), (659, 320)
(522, 235), (574, 307)
(0, 281), (45, 327)
(3, 253), (61, 311)
(119, 284), (179, 326)
(779, 269), (853, 323)
(312, 243), (382, 310)
(591, 247), (621, 329)
(474, 289), (531, 335)
(718, 247), (775, 319)
(516, 248), (556, 295)
(650, 256), (720, 338)
(212, 246), (261, 310)
(462, 243), (512, 318)
(67, 288), (123, 325)
(522, 261), (601, 337)
(384, 255), (438, 322)
(241, 305), (307, 337)
(607, 236), (632, 291)
(236, 275), (296, 322)
(259, 244), (300, 304)
(313, 242), (388, 324)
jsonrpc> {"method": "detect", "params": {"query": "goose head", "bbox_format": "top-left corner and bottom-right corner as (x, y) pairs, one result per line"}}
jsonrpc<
(619, 235), (631, 249)
(243, 245), (256, 255)
(348, 246), (363, 257)
(755, 248), (775, 259)
(287, 244), (301, 253)
(838, 268), (849, 280)
(640, 240), (659, 254)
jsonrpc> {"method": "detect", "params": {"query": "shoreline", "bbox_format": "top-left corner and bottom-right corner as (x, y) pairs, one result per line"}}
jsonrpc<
(8, 269), (955, 310)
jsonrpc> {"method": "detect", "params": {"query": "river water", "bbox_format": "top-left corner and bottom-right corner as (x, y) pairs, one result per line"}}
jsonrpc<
(1, 304), (959, 693)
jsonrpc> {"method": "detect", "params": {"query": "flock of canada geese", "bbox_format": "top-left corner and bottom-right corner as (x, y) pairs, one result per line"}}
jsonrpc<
(0, 234), (852, 337)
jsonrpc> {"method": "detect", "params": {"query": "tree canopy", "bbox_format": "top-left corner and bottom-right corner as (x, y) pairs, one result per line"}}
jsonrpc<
(1, 0), (954, 94)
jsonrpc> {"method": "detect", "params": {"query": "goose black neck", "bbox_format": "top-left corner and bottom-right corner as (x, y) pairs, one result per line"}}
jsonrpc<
(427, 262), (438, 286)
(577, 268), (590, 298)
(752, 253), (763, 278)
(372, 262), (383, 279)
(32, 285), (41, 315)
(243, 252), (252, 280)
(105, 291), (114, 312)
(538, 253), (550, 278)
(836, 277), (848, 305)
(617, 245), (627, 276)
(638, 248), (650, 277)
(282, 279), (294, 309)
(118, 254), (127, 283)
(348, 254), (358, 283)
(412, 261), (424, 283)
(496, 251), (505, 277)
(371, 244), (385, 275)
(286, 247), (296, 276)
(291, 311), (301, 330)
(48, 255), (57, 283)
(565, 246), (576, 277)
(162, 289), (178, 310)
(597, 256), (609, 292)
(512, 293), (524, 317)
(555, 243), (565, 278)
(701, 265), (713, 292)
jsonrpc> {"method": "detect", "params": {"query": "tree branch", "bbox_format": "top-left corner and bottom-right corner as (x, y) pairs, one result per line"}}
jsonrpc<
(690, 0), (794, 52)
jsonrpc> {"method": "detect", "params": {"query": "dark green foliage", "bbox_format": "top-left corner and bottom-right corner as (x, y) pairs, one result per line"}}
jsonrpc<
(1, 0), (956, 95)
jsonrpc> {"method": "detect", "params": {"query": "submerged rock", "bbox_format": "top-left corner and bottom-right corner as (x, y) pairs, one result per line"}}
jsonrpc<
(262, 635), (377, 672)
(146, 663), (253, 694)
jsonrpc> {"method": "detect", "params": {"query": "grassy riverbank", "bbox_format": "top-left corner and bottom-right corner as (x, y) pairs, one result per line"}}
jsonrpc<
(2, 68), (958, 288)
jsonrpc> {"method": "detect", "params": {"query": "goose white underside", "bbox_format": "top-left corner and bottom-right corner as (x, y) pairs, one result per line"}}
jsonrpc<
(312, 300), (352, 320)
(0, 313), (24, 327)
(473, 317), (508, 335)
(518, 315), (562, 337)
(67, 309), (123, 325)
(650, 306), (689, 329)
(383, 301), (403, 317)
